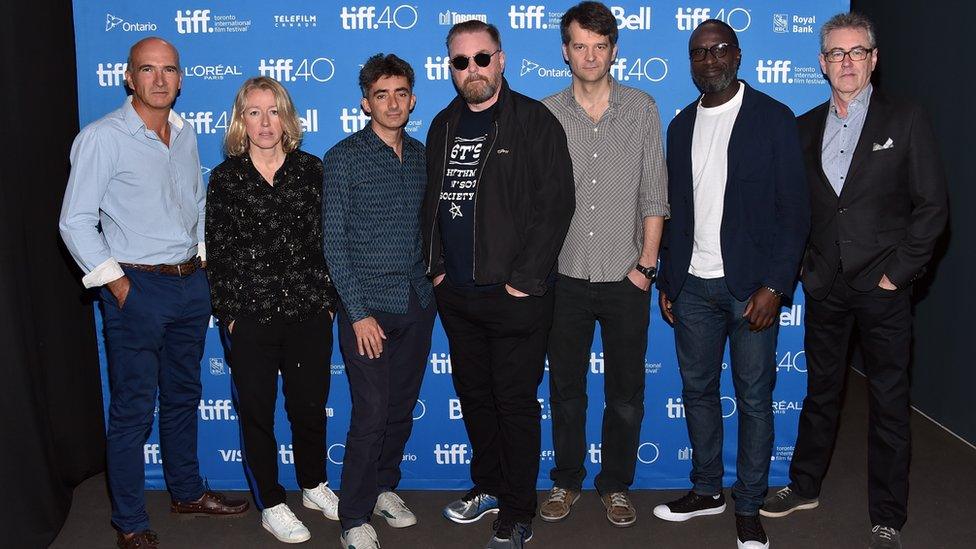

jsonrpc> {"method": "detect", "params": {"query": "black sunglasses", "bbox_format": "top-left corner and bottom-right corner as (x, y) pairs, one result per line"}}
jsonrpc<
(450, 49), (501, 71)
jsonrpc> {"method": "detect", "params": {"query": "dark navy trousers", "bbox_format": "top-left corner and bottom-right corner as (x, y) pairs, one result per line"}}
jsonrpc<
(100, 266), (210, 533)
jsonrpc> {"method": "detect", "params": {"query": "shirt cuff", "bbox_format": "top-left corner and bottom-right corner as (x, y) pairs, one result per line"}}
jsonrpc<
(197, 242), (206, 262)
(82, 257), (125, 289)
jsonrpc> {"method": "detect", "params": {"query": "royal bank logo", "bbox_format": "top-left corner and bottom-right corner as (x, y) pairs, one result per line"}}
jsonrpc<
(96, 62), (127, 87)
(772, 13), (788, 33)
(756, 59), (792, 84)
(208, 357), (226, 375)
(105, 13), (157, 32)
(610, 56), (669, 83)
(773, 14), (815, 34)
(438, 10), (488, 25)
(257, 58), (336, 83)
(340, 5), (419, 30)
(175, 8), (252, 35)
(273, 14), (318, 28)
(425, 56), (451, 80)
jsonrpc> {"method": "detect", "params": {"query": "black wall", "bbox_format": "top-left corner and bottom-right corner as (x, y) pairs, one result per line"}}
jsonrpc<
(852, 0), (976, 443)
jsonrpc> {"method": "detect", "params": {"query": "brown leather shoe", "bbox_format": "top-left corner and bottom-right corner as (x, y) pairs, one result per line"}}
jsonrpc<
(170, 490), (249, 516)
(602, 492), (637, 527)
(539, 487), (580, 522)
(117, 530), (159, 548)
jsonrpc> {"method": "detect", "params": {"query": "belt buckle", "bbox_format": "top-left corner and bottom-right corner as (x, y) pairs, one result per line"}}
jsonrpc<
(177, 263), (183, 276)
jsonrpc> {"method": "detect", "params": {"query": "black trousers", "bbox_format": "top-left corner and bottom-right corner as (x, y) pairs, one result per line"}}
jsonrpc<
(435, 280), (554, 524)
(228, 307), (333, 510)
(789, 276), (913, 529)
(546, 275), (649, 494)
(337, 289), (435, 529)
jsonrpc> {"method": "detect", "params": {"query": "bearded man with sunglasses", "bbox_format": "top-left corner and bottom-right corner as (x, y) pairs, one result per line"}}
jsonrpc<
(761, 13), (947, 549)
(653, 19), (809, 549)
(421, 19), (574, 549)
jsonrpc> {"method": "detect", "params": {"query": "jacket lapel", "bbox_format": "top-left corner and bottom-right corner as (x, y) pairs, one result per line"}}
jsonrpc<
(840, 91), (887, 200)
(809, 102), (835, 198)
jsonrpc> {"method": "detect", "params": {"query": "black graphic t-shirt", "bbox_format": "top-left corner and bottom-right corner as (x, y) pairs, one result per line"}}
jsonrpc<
(439, 104), (495, 287)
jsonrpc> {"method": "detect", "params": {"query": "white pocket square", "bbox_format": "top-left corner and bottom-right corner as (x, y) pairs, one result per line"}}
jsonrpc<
(872, 137), (894, 151)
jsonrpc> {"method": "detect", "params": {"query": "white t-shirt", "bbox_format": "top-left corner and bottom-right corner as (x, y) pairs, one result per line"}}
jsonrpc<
(689, 82), (745, 279)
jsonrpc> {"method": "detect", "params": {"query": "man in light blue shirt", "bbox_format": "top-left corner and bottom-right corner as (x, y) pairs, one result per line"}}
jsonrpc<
(59, 37), (247, 549)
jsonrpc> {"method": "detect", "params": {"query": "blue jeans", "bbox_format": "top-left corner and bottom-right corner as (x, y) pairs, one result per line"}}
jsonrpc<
(101, 267), (210, 532)
(670, 275), (778, 515)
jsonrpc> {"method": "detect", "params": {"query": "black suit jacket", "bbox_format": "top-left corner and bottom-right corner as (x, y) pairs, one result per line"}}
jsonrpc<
(798, 90), (948, 300)
(658, 82), (810, 302)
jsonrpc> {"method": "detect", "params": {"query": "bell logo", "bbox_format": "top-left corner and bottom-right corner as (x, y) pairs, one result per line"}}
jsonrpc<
(448, 398), (464, 420)
(175, 9), (213, 34)
(299, 109), (319, 133)
(509, 5), (546, 29)
(425, 56), (451, 81)
(675, 7), (710, 31)
(430, 352), (452, 374)
(434, 443), (470, 464)
(144, 443), (161, 464)
(96, 62), (127, 87)
(756, 60), (793, 84)
(779, 304), (803, 326)
(611, 6), (651, 30)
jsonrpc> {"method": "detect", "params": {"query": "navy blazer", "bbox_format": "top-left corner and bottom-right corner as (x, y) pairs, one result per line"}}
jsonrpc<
(658, 82), (810, 302)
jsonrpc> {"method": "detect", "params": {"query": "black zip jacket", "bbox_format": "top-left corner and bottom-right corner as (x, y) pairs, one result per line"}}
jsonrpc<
(422, 78), (575, 296)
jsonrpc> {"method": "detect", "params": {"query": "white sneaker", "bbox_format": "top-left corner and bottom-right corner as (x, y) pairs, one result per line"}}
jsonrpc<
(261, 503), (311, 544)
(340, 523), (380, 549)
(373, 491), (417, 528)
(302, 482), (339, 521)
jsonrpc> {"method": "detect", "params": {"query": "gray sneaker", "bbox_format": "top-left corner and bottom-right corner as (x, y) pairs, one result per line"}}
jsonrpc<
(760, 486), (819, 518)
(443, 490), (499, 524)
(486, 519), (532, 549)
(868, 525), (902, 549)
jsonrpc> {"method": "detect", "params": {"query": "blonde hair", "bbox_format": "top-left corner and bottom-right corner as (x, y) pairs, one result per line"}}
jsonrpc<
(224, 76), (302, 157)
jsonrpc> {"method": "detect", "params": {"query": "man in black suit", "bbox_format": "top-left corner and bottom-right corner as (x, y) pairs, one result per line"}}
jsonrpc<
(760, 12), (948, 549)
(653, 19), (809, 549)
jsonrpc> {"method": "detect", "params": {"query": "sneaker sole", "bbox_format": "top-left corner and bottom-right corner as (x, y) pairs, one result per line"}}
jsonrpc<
(653, 502), (727, 522)
(302, 495), (339, 521)
(759, 500), (819, 518)
(442, 506), (499, 524)
(262, 520), (311, 544)
(737, 539), (770, 549)
(374, 509), (418, 528)
(539, 492), (581, 523)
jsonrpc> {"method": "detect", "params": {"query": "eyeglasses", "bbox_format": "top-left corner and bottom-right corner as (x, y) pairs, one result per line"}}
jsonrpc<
(689, 42), (737, 62)
(450, 49), (501, 71)
(822, 47), (874, 63)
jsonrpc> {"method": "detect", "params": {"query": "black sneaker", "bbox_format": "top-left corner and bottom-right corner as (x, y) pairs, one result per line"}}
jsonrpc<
(735, 514), (770, 549)
(486, 519), (533, 548)
(652, 490), (726, 522)
(868, 525), (902, 549)
(760, 486), (819, 518)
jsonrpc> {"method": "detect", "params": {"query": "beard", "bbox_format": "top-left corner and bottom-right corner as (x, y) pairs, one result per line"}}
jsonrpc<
(458, 73), (498, 105)
(691, 63), (739, 94)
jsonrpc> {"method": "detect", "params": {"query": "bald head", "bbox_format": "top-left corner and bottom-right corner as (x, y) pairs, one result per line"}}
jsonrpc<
(126, 37), (180, 72)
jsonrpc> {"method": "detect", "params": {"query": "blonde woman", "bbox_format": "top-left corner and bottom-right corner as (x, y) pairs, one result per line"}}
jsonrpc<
(205, 76), (338, 543)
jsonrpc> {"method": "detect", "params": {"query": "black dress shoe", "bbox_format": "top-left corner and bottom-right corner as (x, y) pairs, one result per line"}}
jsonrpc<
(117, 530), (159, 548)
(170, 490), (249, 516)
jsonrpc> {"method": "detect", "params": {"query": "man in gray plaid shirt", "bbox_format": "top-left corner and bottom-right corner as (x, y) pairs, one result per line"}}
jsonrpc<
(540, 1), (669, 528)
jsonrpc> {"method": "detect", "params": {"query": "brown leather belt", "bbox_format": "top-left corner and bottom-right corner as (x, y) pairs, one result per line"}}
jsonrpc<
(120, 258), (200, 277)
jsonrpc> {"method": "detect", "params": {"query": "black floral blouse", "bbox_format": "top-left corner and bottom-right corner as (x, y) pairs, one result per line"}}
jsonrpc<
(206, 149), (337, 325)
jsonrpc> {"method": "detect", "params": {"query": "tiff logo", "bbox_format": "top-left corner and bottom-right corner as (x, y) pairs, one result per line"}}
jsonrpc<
(279, 444), (294, 464)
(425, 56), (451, 80)
(144, 443), (162, 464)
(340, 6), (376, 29)
(340, 107), (371, 133)
(434, 443), (470, 464)
(675, 7), (710, 31)
(430, 352), (452, 374)
(97, 62), (127, 87)
(198, 399), (235, 420)
(258, 58), (294, 82)
(756, 60), (792, 84)
(588, 443), (602, 464)
(666, 397), (685, 419)
(175, 9), (212, 34)
(509, 5), (545, 29)
(590, 351), (605, 374)
(181, 111), (217, 134)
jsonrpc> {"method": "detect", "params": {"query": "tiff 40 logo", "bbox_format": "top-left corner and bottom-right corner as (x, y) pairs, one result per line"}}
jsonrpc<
(181, 109), (320, 134)
(340, 5), (418, 30)
(777, 350), (807, 373)
(610, 56), (668, 83)
(675, 7), (751, 32)
(589, 442), (660, 464)
(258, 58), (336, 83)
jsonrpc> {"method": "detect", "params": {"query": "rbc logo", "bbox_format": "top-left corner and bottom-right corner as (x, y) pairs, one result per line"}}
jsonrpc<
(175, 9), (212, 34)
(96, 62), (126, 87)
(773, 13), (789, 33)
(509, 5), (546, 29)
(209, 357), (226, 375)
(425, 56), (451, 81)
(756, 60), (793, 84)
(434, 443), (470, 464)
(340, 108), (371, 133)
(675, 7), (709, 30)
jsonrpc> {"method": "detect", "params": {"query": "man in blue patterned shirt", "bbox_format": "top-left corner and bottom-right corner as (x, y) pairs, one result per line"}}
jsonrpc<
(322, 53), (435, 549)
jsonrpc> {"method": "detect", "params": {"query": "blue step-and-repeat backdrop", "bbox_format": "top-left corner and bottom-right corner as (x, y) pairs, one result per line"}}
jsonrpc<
(72, 1), (845, 491)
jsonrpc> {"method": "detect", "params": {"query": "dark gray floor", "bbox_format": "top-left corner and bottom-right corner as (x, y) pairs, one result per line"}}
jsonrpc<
(52, 371), (976, 548)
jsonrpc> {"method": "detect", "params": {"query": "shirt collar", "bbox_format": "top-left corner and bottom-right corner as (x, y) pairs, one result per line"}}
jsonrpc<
(361, 124), (418, 156)
(121, 95), (185, 136)
(830, 83), (873, 116)
(561, 76), (621, 116)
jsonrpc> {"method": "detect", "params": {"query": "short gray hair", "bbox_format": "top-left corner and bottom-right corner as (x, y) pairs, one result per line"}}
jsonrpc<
(820, 12), (876, 52)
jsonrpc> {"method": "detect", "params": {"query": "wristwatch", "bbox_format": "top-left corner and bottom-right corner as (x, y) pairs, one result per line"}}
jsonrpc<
(635, 263), (658, 282)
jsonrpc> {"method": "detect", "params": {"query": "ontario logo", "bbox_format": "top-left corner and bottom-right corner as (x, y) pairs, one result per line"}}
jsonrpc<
(105, 13), (157, 32)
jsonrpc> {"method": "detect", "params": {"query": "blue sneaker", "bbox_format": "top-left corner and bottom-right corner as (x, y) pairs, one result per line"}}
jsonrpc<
(486, 519), (533, 548)
(443, 490), (499, 524)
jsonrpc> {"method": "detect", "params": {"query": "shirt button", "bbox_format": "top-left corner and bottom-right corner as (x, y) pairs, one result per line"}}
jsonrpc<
(593, 127), (598, 132)
(593, 153), (598, 158)
(588, 232), (594, 236)
(590, 205), (595, 210)
(591, 179), (596, 184)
